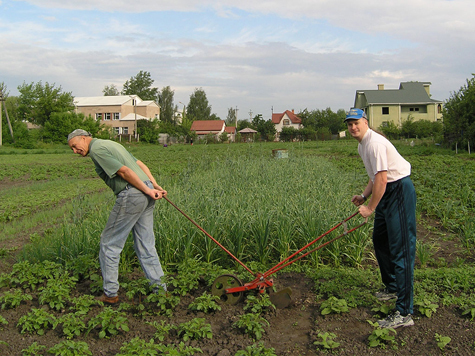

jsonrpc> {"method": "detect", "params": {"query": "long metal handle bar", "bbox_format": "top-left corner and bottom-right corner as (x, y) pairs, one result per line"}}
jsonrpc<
(163, 196), (256, 276)
(262, 212), (364, 279)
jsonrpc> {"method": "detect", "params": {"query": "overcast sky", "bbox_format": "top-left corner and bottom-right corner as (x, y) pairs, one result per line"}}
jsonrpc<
(1, 0), (474, 120)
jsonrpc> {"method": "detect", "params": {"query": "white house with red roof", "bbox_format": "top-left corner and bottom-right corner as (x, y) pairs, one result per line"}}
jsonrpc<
(190, 120), (226, 140)
(224, 126), (236, 142)
(272, 110), (302, 133)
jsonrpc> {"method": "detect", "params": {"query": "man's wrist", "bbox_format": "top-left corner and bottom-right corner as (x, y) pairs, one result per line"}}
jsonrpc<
(361, 194), (367, 202)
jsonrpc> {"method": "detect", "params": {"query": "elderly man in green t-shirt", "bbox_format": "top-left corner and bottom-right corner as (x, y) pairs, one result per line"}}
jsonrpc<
(68, 129), (167, 304)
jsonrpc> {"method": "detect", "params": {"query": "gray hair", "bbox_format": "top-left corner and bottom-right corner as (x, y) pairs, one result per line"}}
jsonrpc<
(68, 129), (92, 142)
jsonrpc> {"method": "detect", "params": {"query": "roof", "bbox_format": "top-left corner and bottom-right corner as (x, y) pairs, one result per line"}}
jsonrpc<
(224, 127), (236, 134)
(356, 82), (442, 105)
(138, 100), (159, 108)
(272, 110), (302, 124)
(74, 95), (142, 107)
(190, 120), (225, 132)
(239, 127), (258, 133)
(120, 113), (150, 121)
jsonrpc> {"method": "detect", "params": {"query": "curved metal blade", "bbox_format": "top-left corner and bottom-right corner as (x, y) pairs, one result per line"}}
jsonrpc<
(269, 287), (292, 309)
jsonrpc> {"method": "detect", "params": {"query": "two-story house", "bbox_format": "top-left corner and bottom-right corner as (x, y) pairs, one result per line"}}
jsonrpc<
(74, 95), (160, 137)
(272, 110), (302, 136)
(353, 82), (443, 129)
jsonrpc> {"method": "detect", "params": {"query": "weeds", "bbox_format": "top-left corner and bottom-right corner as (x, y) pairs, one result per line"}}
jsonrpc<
(435, 333), (451, 351)
(188, 292), (222, 313)
(17, 308), (56, 335)
(48, 340), (92, 356)
(86, 307), (129, 339)
(21, 342), (46, 356)
(54, 313), (87, 339)
(235, 341), (277, 356)
(233, 313), (269, 340)
(320, 296), (349, 315)
(367, 320), (397, 349)
(314, 332), (341, 350)
(146, 320), (174, 342)
(0, 289), (32, 309)
(243, 294), (276, 314)
(177, 318), (213, 341)
(415, 298), (439, 317)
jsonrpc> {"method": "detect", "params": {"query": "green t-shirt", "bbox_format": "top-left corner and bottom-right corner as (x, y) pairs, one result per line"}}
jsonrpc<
(88, 138), (149, 195)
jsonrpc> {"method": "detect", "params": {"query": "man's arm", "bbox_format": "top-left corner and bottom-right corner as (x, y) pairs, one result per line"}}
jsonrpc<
(358, 171), (387, 218)
(136, 160), (166, 195)
(116, 165), (164, 200)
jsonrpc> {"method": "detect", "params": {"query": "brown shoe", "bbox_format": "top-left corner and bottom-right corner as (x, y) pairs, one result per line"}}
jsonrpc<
(96, 294), (119, 304)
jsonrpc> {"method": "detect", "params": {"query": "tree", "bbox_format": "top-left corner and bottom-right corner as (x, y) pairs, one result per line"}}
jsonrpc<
(298, 107), (346, 135)
(280, 126), (297, 142)
(43, 112), (103, 144)
(158, 86), (175, 124)
(226, 107), (237, 126)
(121, 71), (159, 102)
(187, 88), (211, 121)
(237, 119), (252, 131)
(17, 81), (74, 126)
(443, 74), (475, 149)
(137, 119), (160, 143)
(251, 114), (276, 141)
(103, 84), (120, 96)
(379, 121), (400, 140)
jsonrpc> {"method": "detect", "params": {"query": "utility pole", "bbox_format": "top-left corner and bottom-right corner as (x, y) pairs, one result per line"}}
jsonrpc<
(235, 106), (238, 128)
(0, 91), (14, 143)
(249, 110), (253, 120)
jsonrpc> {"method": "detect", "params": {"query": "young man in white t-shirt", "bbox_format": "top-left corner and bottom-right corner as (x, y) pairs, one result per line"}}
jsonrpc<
(345, 108), (416, 329)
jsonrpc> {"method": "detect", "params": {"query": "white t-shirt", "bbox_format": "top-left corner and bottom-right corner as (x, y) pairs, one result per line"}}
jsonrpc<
(358, 129), (411, 183)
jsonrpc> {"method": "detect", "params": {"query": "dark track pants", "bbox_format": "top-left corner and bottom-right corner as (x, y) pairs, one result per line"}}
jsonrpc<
(373, 176), (417, 315)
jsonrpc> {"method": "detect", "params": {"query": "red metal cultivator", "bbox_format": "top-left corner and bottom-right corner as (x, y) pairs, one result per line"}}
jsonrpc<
(164, 196), (366, 308)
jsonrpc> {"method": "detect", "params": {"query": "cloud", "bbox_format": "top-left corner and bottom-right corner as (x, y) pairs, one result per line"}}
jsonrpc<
(1, 0), (473, 119)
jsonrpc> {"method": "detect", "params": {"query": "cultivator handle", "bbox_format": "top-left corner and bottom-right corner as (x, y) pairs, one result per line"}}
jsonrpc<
(163, 196), (256, 276)
(262, 211), (366, 279)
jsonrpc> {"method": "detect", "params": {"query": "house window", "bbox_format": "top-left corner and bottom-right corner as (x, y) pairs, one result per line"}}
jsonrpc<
(104, 113), (111, 121)
(96, 113), (103, 120)
(123, 127), (129, 135)
(409, 107), (420, 112)
(113, 127), (120, 135)
(382, 107), (389, 115)
(113, 113), (120, 120)
(438, 104), (442, 114)
(283, 119), (290, 125)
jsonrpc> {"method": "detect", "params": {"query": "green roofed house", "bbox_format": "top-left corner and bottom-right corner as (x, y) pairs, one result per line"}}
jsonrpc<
(353, 82), (443, 129)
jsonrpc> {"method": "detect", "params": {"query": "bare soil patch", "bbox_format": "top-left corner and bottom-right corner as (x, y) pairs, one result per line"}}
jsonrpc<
(0, 221), (474, 355)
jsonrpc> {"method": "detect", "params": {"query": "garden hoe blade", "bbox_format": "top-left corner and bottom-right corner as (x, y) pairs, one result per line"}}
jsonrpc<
(269, 287), (292, 309)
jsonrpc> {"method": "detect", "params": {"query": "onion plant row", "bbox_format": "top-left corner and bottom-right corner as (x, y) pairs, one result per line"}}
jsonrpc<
(22, 153), (371, 271)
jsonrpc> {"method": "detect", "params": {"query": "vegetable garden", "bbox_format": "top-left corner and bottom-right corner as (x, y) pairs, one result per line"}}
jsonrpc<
(0, 140), (474, 355)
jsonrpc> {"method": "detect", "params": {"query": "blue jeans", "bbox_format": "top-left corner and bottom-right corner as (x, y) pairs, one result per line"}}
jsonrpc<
(373, 176), (416, 315)
(99, 181), (166, 297)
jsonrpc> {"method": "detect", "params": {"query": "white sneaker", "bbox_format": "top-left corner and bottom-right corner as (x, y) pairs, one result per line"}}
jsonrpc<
(378, 310), (414, 329)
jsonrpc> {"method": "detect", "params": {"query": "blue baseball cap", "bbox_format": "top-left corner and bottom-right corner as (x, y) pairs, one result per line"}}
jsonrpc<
(344, 108), (367, 121)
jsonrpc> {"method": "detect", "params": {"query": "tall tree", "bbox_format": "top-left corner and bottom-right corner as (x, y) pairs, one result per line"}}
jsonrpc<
(43, 112), (103, 144)
(158, 86), (175, 124)
(251, 114), (276, 141)
(121, 71), (159, 101)
(103, 84), (120, 96)
(443, 74), (475, 148)
(17, 81), (74, 126)
(226, 107), (237, 126)
(187, 88), (211, 121)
